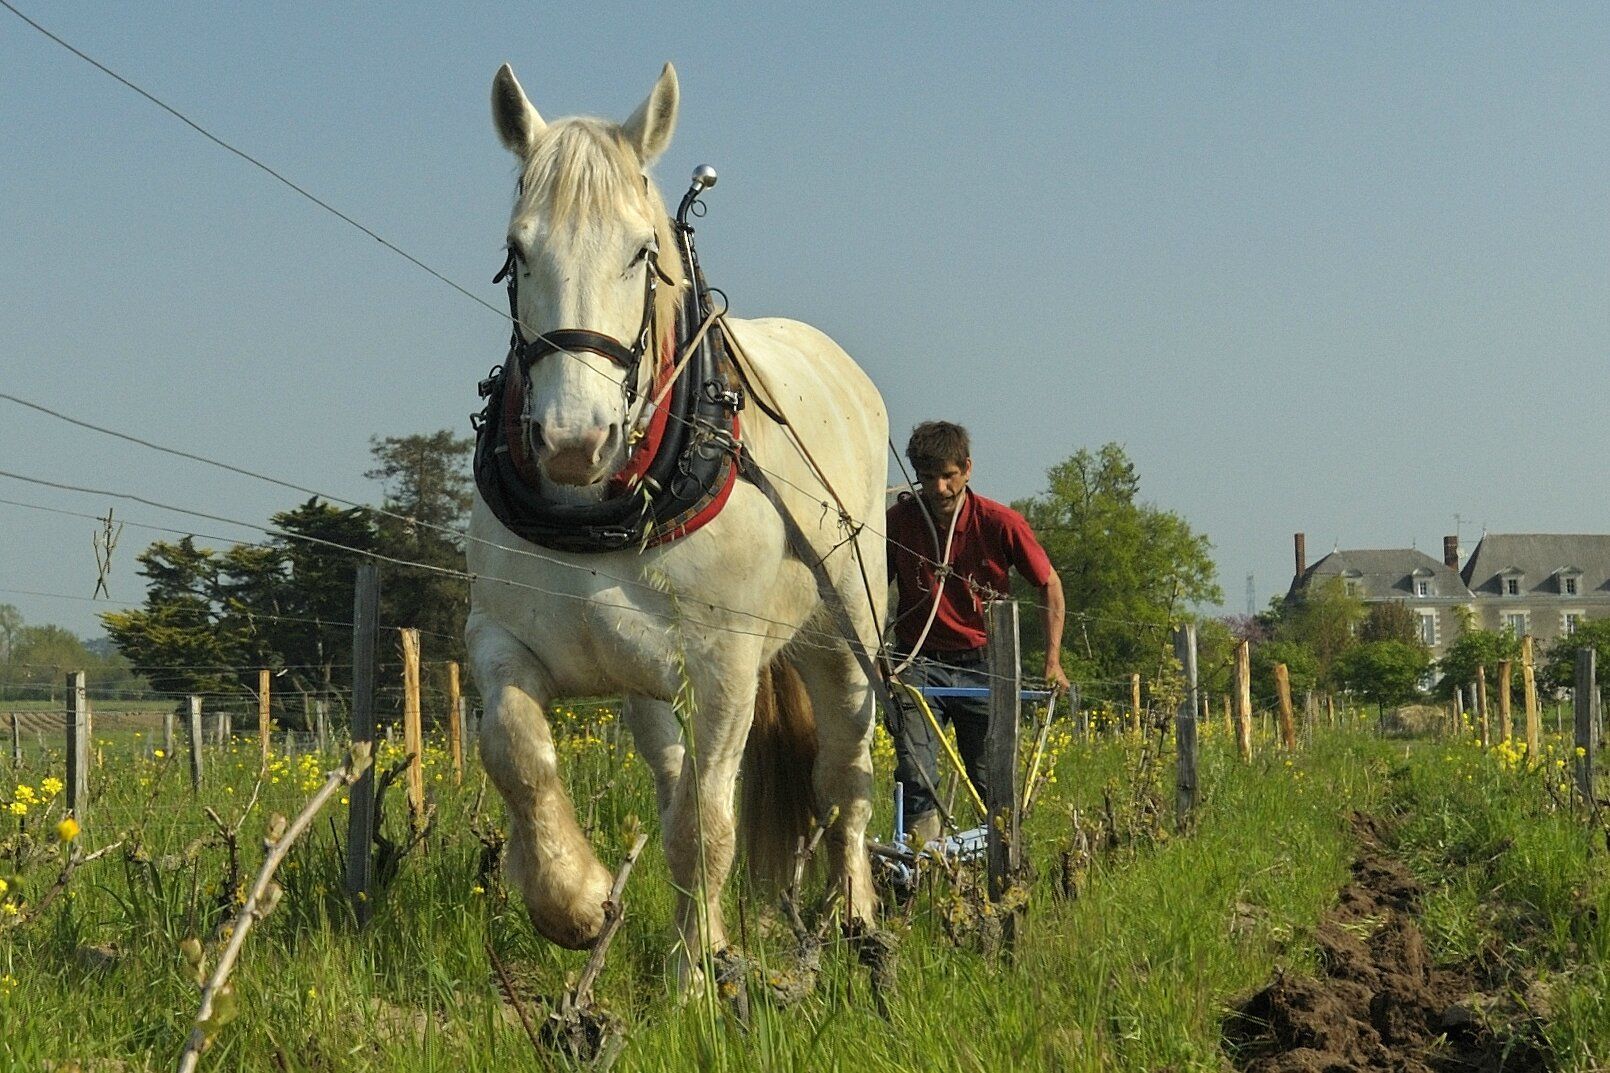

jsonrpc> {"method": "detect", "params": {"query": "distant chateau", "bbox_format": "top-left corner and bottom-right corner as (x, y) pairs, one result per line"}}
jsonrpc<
(1286, 532), (1610, 658)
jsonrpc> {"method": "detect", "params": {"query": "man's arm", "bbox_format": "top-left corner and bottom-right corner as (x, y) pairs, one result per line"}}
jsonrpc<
(1040, 570), (1070, 693)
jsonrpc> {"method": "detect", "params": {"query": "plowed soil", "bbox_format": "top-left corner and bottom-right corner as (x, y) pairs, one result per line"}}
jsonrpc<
(1224, 813), (1548, 1073)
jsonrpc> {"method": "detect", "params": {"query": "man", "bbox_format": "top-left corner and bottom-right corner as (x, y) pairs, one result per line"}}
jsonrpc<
(886, 421), (1069, 848)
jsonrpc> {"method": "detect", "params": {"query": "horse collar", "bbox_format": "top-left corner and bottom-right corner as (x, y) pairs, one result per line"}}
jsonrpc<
(473, 219), (748, 554)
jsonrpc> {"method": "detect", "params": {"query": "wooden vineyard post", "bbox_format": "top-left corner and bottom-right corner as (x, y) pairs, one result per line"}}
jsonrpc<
(1575, 649), (1597, 807)
(258, 668), (272, 763)
(65, 671), (88, 823)
(187, 696), (204, 790)
(984, 600), (1022, 924)
(1234, 640), (1253, 762)
(1223, 695), (1233, 737)
(346, 564), (380, 925)
(447, 661), (464, 785)
(1454, 686), (1465, 737)
(1303, 691), (1316, 741)
(1476, 667), (1489, 748)
(315, 699), (329, 754)
(10, 713), (20, 765)
(162, 709), (174, 758)
(1522, 636), (1540, 759)
(1130, 673), (1142, 733)
(401, 628), (425, 820)
(1497, 659), (1513, 744)
(1274, 663), (1296, 750)
(1173, 625), (1199, 831)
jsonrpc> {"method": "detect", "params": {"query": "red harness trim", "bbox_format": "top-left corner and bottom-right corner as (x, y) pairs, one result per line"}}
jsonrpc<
(608, 336), (676, 494)
(644, 410), (741, 547)
(500, 333), (741, 547)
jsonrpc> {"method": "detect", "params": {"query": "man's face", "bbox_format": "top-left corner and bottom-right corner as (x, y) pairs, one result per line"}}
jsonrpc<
(916, 458), (972, 520)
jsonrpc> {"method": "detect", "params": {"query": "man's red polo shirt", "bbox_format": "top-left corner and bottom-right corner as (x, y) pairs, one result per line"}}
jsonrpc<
(886, 491), (1053, 654)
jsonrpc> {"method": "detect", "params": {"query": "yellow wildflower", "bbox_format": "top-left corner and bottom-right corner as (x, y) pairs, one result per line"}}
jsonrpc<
(6, 802), (25, 817)
(40, 777), (63, 796)
(56, 818), (80, 844)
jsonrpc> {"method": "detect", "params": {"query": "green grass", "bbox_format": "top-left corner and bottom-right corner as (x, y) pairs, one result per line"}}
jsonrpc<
(1381, 736), (1610, 1069)
(1, 714), (1602, 1071)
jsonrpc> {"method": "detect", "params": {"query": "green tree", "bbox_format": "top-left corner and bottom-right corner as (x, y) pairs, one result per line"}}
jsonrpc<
(1334, 640), (1429, 714)
(1271, 578), (1363, 688)
(1250, 639), (1319, 706)
(367, 431), (473, 656)
(1360, 601), (1419, 645)
(1013, 443), (1221, 683)
(0, 624), (139, 702)
(269, 498), (380, 703)
(101, 538), (244, 697)
(1541, 618), (1610, 694)
(1434, 617), (1521, 703)
(0, 603), (21, 662)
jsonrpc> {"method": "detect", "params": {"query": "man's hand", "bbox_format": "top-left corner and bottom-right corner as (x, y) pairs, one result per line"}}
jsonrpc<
(1043, 658), (1071, 694)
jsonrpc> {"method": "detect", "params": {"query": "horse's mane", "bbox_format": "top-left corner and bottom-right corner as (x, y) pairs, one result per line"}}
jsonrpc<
(513, 118), (685, 340)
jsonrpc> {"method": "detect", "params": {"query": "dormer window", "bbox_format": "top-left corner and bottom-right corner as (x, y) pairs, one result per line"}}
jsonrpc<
(1415, 580), (1429, 597)
(1565, 577), (1578, 595)
(1499, 567), (1525, 596)
(1558, 568), (1583, 596)
(1506, 579), (1520, 596)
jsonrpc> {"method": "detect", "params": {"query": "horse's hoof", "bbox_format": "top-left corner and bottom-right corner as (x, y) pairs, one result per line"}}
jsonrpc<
(532, 911), (605, 950)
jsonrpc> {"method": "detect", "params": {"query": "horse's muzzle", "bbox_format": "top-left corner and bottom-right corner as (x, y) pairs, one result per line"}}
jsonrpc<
(538, 423), (618, 486)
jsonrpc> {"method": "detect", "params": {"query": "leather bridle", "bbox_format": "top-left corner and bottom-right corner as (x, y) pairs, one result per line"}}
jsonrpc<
(492, 242), (673, 414)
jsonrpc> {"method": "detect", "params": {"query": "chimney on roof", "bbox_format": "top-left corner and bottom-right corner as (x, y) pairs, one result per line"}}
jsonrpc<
(1443, 535), (1459, 570)
(1294, 532), (1307, 580)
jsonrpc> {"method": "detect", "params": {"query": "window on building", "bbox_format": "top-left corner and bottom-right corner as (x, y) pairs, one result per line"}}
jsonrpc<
(1504, 612), (1528, 636)
(1564, 612), (1582, 636)
(1344, 581), (1359, 597)
(1417, 612), (1437, 646)
(1505, 578), (1520, 596)
(1414, 580), (1430, 597)
(1565, 577), (1579, 595)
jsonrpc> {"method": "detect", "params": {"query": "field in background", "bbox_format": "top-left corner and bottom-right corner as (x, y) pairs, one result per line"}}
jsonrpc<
(1, 710), (1606, 1071)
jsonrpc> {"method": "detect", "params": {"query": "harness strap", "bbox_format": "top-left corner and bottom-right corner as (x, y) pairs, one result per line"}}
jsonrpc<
(737, 449), (958, 834)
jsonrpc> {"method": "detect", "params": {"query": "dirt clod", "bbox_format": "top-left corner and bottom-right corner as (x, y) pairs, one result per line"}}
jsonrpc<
(1224, 813), (1549, 1073)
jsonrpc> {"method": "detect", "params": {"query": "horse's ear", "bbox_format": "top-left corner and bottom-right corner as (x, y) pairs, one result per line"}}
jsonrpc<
(491, 64), (545, 156)
(623, 63), (678, 165)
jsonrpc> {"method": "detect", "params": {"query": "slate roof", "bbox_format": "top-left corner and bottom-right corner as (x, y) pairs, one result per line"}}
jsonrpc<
(1461, 534), (1610, 597)
(1289, 548), (1472, 601)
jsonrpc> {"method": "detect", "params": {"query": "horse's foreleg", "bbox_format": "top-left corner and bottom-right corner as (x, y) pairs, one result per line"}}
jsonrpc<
(621, 695), (683, 818)
(661, 650), (761, 976)
(796, 648), (878, 926)
(467, 617), (612, 949)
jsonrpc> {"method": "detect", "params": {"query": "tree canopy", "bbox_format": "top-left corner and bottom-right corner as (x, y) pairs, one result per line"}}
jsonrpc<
(1013, 443), (1221, 687)
(99, 429), (474, 715)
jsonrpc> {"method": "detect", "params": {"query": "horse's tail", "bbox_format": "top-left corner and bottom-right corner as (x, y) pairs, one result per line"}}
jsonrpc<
(741, 655), (818, 895)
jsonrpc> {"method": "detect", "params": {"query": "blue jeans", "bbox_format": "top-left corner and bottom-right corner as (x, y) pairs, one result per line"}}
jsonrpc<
(892, 653), (991, 823)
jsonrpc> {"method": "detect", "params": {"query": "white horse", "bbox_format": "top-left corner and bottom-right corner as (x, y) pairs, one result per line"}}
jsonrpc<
(465, 61), (888, 976)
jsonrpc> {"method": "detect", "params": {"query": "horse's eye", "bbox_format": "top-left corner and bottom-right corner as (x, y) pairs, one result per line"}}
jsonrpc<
(628, 244), (654, 270)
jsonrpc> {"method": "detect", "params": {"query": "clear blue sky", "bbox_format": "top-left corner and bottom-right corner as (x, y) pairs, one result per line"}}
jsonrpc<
(3, 3), (1607, 639)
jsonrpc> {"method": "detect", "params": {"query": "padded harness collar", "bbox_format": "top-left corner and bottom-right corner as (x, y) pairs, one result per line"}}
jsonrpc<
(472, 232), (746, 554)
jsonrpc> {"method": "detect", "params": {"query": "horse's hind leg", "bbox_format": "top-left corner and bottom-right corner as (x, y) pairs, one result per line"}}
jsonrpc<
(467, 614), (612, 949)
(792, 638), (878, 926)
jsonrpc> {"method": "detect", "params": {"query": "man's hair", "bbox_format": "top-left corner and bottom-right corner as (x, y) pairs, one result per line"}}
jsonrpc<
(905, 421), (971, 473)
